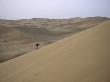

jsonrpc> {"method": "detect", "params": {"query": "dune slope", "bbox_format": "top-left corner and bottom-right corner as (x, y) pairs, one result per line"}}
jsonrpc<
(0, 21), (110, 82)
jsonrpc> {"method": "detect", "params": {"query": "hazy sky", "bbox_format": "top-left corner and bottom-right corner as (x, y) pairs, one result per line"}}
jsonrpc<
(0, 0), (110, 19)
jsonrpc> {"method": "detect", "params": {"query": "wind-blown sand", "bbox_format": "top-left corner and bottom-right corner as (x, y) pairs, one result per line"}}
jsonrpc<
(0, 21), (110, 82)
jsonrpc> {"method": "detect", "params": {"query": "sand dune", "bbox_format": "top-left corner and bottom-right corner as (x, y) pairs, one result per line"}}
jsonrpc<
(0, 21), (110, 82)
(0, 17), (109, 62)
(0, 22), (85, 63)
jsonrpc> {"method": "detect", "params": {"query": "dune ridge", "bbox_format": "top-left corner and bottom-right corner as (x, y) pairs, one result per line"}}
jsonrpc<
(0, 17), (109, 63)
(0, 21), (110, 82)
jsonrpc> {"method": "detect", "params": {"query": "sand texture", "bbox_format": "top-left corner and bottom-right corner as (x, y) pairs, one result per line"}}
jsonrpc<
(0, 21), (110, 82)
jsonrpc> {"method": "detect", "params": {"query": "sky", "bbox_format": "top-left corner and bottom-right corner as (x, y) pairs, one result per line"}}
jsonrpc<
(0, 0), (110, 19)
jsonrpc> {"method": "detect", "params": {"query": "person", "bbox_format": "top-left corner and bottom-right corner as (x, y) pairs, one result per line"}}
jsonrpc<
(36, 42), (40, 49)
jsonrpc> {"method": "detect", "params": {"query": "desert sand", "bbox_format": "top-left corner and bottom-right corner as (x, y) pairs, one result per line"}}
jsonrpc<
(0, 20), (110, 82)
(0, 17), (108, 62)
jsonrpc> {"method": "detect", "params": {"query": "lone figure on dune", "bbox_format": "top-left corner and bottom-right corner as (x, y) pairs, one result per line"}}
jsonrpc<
(36, 42), (40, 49)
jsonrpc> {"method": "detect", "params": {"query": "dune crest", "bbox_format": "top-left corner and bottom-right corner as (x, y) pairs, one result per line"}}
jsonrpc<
(0, 21), (110, 82)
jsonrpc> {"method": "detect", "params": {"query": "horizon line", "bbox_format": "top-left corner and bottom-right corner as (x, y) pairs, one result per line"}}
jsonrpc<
(0, 16), (110, 20)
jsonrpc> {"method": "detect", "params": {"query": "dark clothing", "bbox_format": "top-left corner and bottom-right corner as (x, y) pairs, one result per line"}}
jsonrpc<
(36, 43), (40, 49)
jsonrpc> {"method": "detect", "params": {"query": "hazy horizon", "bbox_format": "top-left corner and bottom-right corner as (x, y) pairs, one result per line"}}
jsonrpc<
(0, 0), (110, 20)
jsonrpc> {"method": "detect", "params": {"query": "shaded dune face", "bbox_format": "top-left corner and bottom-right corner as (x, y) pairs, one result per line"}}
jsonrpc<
(0, 21), (110, 82)
(0, 23), (86, 63)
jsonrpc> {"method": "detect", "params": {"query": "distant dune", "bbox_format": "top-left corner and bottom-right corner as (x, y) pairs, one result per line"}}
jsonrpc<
(0, 20), (110, 82)
(0, 17), (109, 62)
